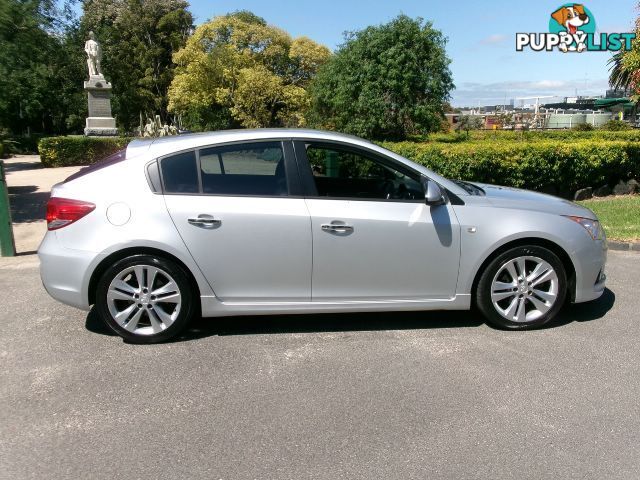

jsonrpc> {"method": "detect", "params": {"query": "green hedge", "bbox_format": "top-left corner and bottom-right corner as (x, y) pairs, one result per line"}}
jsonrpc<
(383, 140), (640, 196)
(419, 130), (640, 143)
(38, 136), (132, 167)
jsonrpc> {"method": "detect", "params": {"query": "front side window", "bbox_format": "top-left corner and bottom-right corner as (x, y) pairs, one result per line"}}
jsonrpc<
(306, 144), (423, 200)
(200, 142), (287, 196)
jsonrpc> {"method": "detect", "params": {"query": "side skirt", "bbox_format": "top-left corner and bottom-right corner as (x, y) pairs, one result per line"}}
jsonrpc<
(200, 294), (471, 318)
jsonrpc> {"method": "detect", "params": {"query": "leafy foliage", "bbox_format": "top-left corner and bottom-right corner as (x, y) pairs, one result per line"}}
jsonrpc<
(168, 11), (330, 130)
(600, 120), (632, 131)
(608, 3), (640, 99)
(571, 122), (594, 131)
(38, 135), (130, 167)
(608, 51), (632, 91)
(310, 15), (453, 140)
(455, 115), (483, 137)
(0, 0), (84, 135)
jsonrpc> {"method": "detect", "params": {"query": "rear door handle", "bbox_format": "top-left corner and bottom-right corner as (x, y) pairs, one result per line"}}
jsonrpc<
(188, 215), (221, 227)
(321, 223), (353, 233)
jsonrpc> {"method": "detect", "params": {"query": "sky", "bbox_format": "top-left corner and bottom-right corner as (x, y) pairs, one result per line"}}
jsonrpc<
(186, 0), (638, 106)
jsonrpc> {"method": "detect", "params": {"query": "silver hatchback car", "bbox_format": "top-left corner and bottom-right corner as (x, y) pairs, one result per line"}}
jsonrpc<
(39, 129), (607, 343)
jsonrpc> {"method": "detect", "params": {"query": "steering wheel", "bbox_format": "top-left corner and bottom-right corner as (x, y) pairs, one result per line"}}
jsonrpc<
(382, 180), (396, 199)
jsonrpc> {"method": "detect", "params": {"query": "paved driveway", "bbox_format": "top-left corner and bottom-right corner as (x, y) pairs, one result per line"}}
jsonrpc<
(1, 250), (639, 479)
(3, 155), (81, 254)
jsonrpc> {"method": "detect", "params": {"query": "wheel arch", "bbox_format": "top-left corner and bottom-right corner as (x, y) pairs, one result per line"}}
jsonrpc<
(470, 237), (577, 304)
(88, 246), (202, 308)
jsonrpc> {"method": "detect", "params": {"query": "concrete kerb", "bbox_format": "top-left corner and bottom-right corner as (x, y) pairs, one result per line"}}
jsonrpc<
(608, 240), (640, 252)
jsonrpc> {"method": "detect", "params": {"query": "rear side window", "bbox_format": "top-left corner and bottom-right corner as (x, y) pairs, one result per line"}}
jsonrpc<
(161, 151), (198, 193)
(199, 142), (287, 196)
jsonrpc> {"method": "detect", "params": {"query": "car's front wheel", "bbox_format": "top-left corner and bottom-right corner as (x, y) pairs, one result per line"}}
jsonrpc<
(476, 245), (567, 329)
(95, 254), (196, 343)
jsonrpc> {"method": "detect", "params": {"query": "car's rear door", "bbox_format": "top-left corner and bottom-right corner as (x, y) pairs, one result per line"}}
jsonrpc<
(161, 140), (312, 302)
(294, 140), (460, 301)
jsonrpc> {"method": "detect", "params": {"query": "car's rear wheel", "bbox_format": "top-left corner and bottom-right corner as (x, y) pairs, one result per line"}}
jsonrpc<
(95, 254), (195, 343)
(476, 245), (567, 329)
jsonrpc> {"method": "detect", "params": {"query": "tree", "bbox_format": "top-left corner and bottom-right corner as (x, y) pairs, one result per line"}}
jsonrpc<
(0, 0), (84, 135)
(455, 115), (483, 138)
(168, 11), (330, 130)
(309, 15), (453, 140)
(608, 3), (640, 98)
(608, 51), (632, 91)
(82, 0), (194, 132)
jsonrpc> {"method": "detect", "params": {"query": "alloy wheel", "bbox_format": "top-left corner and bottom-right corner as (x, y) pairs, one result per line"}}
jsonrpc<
(106, 264), (182, 336)
(490, 255), (559, 323)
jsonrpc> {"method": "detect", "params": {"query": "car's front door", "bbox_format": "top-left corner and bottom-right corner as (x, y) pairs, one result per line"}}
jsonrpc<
(161, 140), (312, 302)
(295, 141), (461, 301)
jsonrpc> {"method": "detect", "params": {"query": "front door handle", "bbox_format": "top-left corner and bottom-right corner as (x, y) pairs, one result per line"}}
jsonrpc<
(321, 223), (353, 233)
(188, 215), (221, 228)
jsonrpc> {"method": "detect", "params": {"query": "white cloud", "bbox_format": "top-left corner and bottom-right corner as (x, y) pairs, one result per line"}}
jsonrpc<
(530, 80), (566, 89)
(479, 34), (507, 45)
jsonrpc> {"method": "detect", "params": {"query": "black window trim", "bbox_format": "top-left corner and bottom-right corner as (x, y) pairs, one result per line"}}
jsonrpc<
(156, 138), (304, 198)
(292, 139), (429, 204)
(145, 159), (162, 193)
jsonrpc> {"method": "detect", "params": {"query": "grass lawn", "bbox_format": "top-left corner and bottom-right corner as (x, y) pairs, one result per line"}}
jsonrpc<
(578, 195), (640, 242)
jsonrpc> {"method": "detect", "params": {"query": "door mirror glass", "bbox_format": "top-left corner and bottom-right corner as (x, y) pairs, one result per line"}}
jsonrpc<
(422, 178), (445, 206)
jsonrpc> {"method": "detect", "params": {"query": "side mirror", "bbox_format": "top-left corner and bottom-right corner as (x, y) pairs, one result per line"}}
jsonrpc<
(422, 178), (446, 206)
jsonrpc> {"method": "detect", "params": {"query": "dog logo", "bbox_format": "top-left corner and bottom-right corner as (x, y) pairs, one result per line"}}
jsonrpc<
(549, 3), (594, 52)
(516, 4), (635, 53)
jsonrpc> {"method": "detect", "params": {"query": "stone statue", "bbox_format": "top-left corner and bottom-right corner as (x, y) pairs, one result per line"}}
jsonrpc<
(84, 31), (116, 136)
(85, 31), (102, 77)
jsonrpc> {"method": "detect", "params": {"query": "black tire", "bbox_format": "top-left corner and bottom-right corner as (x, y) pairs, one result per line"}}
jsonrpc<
(476, 245), (567, 330)
(95, 254), (196, 343)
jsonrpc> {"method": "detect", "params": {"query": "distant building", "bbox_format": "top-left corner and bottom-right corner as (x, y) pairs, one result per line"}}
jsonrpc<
(563, 95), (604, 105)
(606, 88), (631, 98)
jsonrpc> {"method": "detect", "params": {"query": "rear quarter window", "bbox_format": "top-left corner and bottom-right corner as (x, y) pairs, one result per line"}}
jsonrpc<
(161, 151), (199, 194)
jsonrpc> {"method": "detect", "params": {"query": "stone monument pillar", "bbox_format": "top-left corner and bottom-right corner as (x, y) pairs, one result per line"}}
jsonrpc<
(84, 32), (117, 136)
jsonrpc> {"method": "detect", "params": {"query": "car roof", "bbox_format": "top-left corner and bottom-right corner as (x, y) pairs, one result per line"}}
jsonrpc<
(126, 129), (374, 160)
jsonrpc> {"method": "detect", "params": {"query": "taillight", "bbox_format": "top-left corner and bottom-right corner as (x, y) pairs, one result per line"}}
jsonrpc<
(46, 197), (96, 231)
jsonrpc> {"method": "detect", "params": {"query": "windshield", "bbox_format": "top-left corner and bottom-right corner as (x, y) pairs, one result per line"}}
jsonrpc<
(453, 180), (485, 196)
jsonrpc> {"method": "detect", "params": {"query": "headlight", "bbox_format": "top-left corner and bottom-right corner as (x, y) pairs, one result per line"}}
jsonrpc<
(566, 216), (604, 240)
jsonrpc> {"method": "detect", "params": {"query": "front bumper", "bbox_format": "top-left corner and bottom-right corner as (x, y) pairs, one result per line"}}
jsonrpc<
(573, 238), (607, 303)
(38, 233), (100, 311)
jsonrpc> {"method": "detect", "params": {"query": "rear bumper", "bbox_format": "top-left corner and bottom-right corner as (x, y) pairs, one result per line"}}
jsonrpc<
(38, 233), (100, 311)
